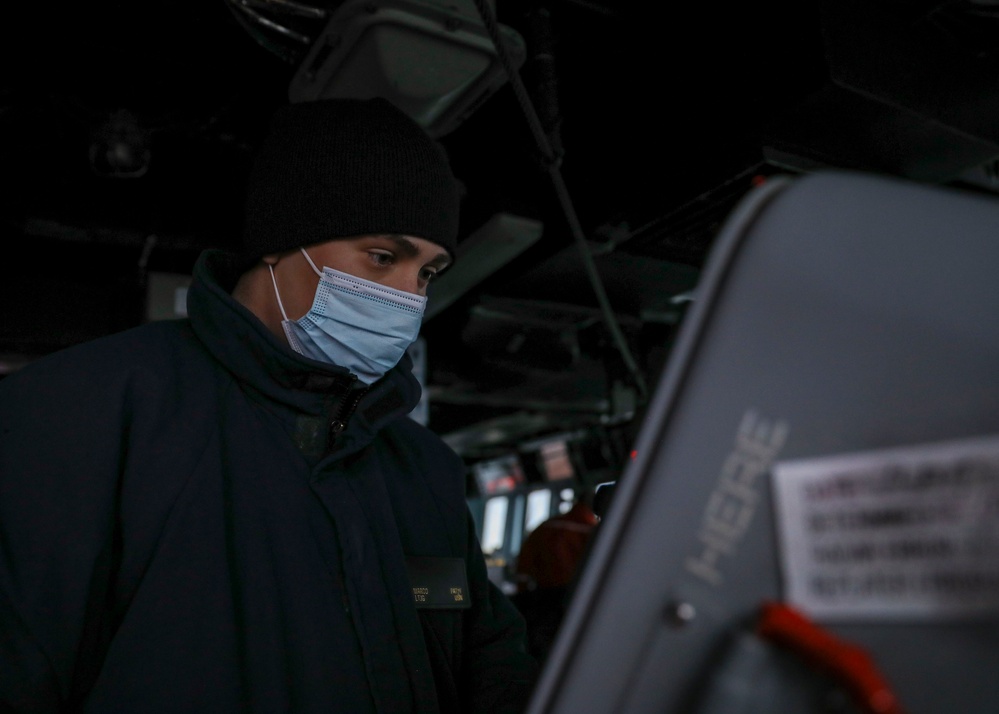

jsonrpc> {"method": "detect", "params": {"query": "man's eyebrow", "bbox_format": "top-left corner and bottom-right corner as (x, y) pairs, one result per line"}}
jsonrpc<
(386, 234), (451, 269)
(384, 234), (419, 258)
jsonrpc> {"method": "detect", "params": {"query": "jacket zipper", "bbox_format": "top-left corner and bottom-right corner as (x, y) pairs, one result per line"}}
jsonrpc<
(328, 378), (366, 445)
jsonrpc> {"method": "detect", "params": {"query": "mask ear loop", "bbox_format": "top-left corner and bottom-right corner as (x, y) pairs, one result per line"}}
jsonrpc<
(299, 247), (323, 277)
(267, 264), (291, 321)
(268, 249), (324, 322)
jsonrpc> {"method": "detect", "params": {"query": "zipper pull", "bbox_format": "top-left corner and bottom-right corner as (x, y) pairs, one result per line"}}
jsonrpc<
(329, 418), (347, 438)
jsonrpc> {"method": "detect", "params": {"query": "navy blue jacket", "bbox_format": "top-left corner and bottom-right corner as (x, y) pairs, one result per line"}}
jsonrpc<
(0, 250), (537, 713)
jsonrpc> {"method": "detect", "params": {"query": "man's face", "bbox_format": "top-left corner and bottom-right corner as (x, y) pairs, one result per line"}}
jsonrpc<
(262, 234), (452, 323)
(305, 234), (451, 297)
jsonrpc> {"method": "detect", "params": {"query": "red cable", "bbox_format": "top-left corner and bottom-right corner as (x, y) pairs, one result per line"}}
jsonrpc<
(756, 601), (906, 714)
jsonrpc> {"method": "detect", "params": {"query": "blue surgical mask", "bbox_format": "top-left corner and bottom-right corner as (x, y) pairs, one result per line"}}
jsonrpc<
(269, 248), (427, 384)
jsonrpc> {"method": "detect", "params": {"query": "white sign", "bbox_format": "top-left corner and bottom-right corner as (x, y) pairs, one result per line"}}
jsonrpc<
(772, 435), (999, 620)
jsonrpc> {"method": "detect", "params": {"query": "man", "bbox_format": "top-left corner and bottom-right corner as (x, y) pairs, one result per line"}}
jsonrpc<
(0, 98), (537, 712)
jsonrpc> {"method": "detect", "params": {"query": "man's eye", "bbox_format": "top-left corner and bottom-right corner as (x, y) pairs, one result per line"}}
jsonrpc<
(421, 268), (439, 282)
(369, 251), (393, 265)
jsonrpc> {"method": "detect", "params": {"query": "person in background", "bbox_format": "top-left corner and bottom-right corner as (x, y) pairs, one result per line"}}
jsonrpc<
(512, 487), (599, 661)
(0, 97), (537, 713)
(515, 487), (599, 594)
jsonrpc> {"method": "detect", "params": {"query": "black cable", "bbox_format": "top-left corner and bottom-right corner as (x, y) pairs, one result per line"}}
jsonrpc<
(471, 0), (649, 402)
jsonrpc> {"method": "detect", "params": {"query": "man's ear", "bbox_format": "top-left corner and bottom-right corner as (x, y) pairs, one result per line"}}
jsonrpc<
(262, 253), (281, 266)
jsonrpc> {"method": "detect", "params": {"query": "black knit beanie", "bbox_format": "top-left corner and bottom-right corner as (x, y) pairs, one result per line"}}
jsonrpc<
(240, 97), (460, 266)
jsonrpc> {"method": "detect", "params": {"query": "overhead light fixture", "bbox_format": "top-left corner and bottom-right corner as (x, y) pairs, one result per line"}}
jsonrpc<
(89, 109), (150, 178)
(287, 0), (526, 138)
